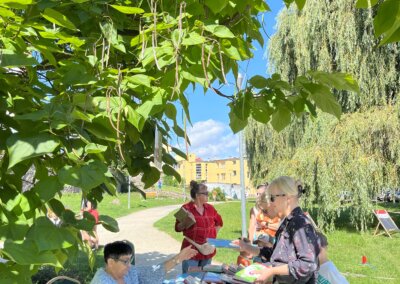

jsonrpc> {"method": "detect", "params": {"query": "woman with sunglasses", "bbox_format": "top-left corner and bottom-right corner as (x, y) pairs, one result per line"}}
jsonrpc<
(91, 240), (197, 284)
(233, 176), (320, 284)
(175, 180), (223, 273)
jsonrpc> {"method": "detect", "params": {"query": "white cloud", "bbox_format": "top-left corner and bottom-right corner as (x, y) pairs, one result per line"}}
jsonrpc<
(177, 119), (239, 160)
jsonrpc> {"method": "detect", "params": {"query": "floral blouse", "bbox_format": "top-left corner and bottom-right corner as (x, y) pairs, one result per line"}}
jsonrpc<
(259, 207), (320, 284)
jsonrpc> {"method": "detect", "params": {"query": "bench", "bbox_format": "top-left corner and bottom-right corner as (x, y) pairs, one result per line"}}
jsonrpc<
(145, 191), (157, 199)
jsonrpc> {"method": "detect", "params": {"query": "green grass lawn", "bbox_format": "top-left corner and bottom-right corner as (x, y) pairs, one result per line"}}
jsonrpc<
(59, 191), (185, 218)
(154, 201), (400, 284)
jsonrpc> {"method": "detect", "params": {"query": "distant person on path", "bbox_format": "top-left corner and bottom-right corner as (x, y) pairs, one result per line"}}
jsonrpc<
(81, 199), (100, 249)
(91, 240), (197, 284)
(233, 176), (320, 284)
(175, 180), (223, 273)
(317, 233), (349, 284)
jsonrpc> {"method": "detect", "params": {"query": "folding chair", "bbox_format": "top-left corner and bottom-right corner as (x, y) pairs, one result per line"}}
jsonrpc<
(373, 209), (400, 238)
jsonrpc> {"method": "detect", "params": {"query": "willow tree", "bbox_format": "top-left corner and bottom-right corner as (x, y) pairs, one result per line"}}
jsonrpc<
(246, 0), (400, 230)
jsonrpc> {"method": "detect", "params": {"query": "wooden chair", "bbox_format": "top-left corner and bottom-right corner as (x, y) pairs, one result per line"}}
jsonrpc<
(373, 209), (400, 238)
(46, 276), (80, 284)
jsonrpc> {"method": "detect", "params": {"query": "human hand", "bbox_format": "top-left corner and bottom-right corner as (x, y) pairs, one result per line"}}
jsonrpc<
(177, 245), (197, 262)
(252, 266), (273, 284)
(230, 239), (250, 252)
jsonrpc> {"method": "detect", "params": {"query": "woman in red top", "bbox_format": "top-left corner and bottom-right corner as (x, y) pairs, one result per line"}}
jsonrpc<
(175, 180), (223, 273)
(81, 200), (99, 249)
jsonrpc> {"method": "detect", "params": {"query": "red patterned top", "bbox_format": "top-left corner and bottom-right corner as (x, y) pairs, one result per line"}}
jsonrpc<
(175, 201), (223, 260)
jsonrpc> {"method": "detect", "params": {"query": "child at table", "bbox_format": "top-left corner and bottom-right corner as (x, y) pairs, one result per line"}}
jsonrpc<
(317, 232), (349, 284)
(236, 238), (252, 267)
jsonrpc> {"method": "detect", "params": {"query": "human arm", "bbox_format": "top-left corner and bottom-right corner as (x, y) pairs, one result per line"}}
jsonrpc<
(248, 208), (257, 240)
(253, 264), (289, 284)
(284, 223), (319, 281)
(266, 220), (279, 231)
(231, 239), (261, 256)
(163, 246), (197, 272)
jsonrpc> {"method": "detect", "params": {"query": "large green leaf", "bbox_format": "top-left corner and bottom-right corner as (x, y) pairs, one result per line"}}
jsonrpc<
(295, 0), (306, 9)
(309, 71), (360, 93)
(110, 5), (144, 14)
(374, 0), (400, 45)
(3, 239), (61, 266)
(270, 106), (292, 132)
(302, 83), (342, 119)
(162, 164), (181, 183)
(0, 49), (38, 67)
(85, 143), (108, 154)
(228, 107), (247, 134)
(58, 160), (108, 192)
(356, 0), (379, 8)
(32, 217), (76, 251)
(99, 215), (119, 232)
(204, 0), (228, 14)
(42, 8), (77, 31)
(6, 133), (60, 169)
(141, 166), (160, 188)
(33, 176), (63, 202)
(204, 25), (235, 38)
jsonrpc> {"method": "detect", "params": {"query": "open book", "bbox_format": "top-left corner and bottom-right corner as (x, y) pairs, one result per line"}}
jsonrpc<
(233, 263), (270, 283)
(174, 207), (195, 229)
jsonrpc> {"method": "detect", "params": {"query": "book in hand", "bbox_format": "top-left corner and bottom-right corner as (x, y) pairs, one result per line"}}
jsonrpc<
(174, 207), (195, 229)
(233, 263), (269, 283)
(206, 238), (240, 249)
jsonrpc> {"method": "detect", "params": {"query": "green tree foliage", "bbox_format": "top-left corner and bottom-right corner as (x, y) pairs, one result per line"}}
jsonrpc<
(246, 0), (400, 230)
(0, 0), (380, 281)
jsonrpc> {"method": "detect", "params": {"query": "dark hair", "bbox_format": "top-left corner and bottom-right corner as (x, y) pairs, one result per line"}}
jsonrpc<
(297, 182), (306, 198)
(104, 241), (134, 263)
(189, 180), (207, 199)
(316, 232), (328, 248)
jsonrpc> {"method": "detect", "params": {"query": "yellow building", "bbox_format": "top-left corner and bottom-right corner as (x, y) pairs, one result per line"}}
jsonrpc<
(176, 153), (252, 190)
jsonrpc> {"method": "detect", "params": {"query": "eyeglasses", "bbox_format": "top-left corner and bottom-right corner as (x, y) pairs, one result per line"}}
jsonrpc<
(198, 192), (209, 196)
(269, 194), (286, 203)
(113, 257), (133, 266)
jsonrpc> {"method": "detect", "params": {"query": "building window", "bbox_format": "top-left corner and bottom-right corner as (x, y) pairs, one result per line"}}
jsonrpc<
(232, 170), (237, 176)
(221, 173), (225, 181)
(196, 163), (202, 180)
(233, 160), (236, 165)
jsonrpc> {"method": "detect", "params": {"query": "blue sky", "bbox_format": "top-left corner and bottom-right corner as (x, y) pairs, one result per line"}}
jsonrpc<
(173, 2), (284, 160)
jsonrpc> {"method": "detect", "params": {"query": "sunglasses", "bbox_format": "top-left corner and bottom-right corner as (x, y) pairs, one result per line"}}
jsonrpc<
(113, 256), (133, 266)
(269, 193), (286, 203)
(198, 191), (209, 196)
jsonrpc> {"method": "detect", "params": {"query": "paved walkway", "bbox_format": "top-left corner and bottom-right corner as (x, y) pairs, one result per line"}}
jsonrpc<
(97, 204), (183, 278)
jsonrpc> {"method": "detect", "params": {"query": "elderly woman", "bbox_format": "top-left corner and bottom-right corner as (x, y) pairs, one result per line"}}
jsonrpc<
(234, 176), (320, 284)
(175, 180), (223, 273)
(91, 240), (197, 284)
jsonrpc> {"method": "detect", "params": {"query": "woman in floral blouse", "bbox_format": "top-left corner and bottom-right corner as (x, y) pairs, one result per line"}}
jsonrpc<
(234, 176), (320, 284)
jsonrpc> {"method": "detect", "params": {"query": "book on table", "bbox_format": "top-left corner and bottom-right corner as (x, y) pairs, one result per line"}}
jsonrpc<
(233, 263), (270, 283)
(174, 207), (195, 228)
(203, 264), (224, 273)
